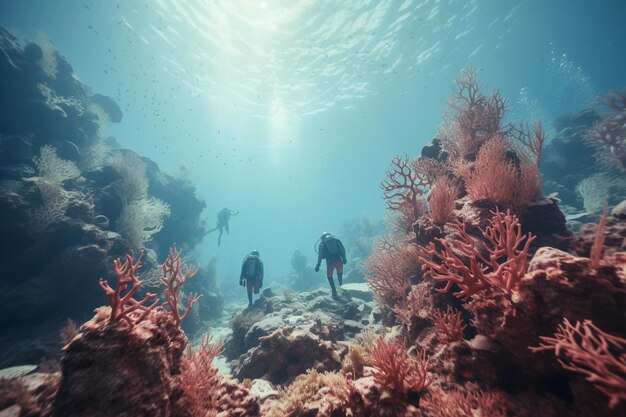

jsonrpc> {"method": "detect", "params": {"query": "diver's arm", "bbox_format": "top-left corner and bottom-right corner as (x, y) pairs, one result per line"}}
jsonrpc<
(316, 243), (324, 268)
(231, 210), (239, 216)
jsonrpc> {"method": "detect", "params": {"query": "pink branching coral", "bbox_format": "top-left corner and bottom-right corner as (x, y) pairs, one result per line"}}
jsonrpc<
(369, 338), (431, 395)
(177, 335), (224, 416)
(440, 65), (508, 159)
(432, 305), (467, 343)
(161, 244), (202, 326)
(510, 120), (547, 168)
(428, 176), (459, 225)
(422, 389), (508, 417)
(587, 90), (626, 172)
(419, 209), (535, 299)
(365, 237), (421, 307)
(392, 284), (433, 338)
(98, 251), (159, 325)
(381, 154), (429, 222)
(590, 205), (608, 269)
(530, 318), (626, 409)
(455, 136), (542, 208)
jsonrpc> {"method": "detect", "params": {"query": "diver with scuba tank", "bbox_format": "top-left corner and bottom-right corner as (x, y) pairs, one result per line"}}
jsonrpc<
(240, 250), (264, 309)
(314, 232), (347, 298)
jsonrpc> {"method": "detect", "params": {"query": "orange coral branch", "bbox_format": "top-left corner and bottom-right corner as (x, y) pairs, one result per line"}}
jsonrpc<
(98, 251), (158, 326)
(370, 338), (431, 395)
(419, 209), (534, 299)
(432, 306), (467, 343)
(161, 244), (202, 326)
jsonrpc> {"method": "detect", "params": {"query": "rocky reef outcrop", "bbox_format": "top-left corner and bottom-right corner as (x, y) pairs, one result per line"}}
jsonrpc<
(0, 27), (215, 367)
(225, 287), (377, 385)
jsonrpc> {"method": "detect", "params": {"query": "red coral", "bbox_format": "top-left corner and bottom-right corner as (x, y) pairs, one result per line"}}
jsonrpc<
(422, 389), (508, 417)
(176, 335), (223, 416)
(419, 209), (535, 299)
(369, 338), (431, 395)
(432, 305), (467, 343)
(365, 236), (421, 308)
(161, 244), (202, 326)
(98, 251), (158, 325)
(530, 318), (626, 409)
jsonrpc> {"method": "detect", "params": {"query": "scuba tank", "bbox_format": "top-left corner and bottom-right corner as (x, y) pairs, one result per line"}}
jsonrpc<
(244, 255), (258, 277)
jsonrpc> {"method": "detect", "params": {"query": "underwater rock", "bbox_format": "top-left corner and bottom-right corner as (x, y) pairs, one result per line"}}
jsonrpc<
(574, 214), (626, 258)
(212, 377), (261, 417)
(89, 94), (122, 123)
(233, 326), (343, 385)
(52, 308), (186, 417)
(469, 247), (626, 379)
(143, 157), (207, 259)
(0, 26), (218, 367)
(0, 135), (32, 164)
(541, 109), (600, 206)
(226, 289), (375, 383)
(612, 199), (626, 219)
(0, 371), (60, 417)
(341, 282), (373, 302)
(519, 196), (572, 250)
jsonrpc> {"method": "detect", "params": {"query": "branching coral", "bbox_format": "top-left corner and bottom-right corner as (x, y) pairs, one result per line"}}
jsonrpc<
(419, 209), (535, 299)
(266, 370), (348, 417)
(455, 136), (542, 209)
(440, 65), (508, 159)
(589, 205), (608, 269)
(587, 90), (626, 172)
(510, 120), (547, 168)
(432, 305), (467, 343)
(428, 176), (458, 225)
(33, 145), (80, 185)
(98, 251), (159, 326)
(421, 389), (508, 417)
(365, 236), (421, 307)
(381, 154), (429, 223)
(530, 318), (626, 409)
(161, 244), (202, 326)
(369, 338), (431, 396)
(177, 335), (223, 416)
(392, 283), (433, 338)
(341, 344), (372, 379)
(108, 152), (170, 248)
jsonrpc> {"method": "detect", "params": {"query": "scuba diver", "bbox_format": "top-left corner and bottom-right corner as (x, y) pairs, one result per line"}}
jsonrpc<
(314, 232), (347, 298)
(207, 207), (239, 246)
(239, 250), (264, 309)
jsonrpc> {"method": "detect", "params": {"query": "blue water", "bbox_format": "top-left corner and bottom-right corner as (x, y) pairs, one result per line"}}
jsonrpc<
(2, 0), (625, 289)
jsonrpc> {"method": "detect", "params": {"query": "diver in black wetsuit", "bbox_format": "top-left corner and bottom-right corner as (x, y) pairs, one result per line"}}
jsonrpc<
(314, 232), (347, 298)
(207, 207), (239, 246)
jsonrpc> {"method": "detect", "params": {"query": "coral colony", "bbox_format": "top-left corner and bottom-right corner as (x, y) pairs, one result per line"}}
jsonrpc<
(0, 26), (625, 417)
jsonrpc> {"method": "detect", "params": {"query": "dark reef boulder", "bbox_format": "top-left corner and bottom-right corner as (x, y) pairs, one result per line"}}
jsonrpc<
(52, 308), (186, 417)
(468, 247), (626, 378)
(0, 26), (216, 367)
(233, 326), (342, 385)
(573, 214), (626, 258)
